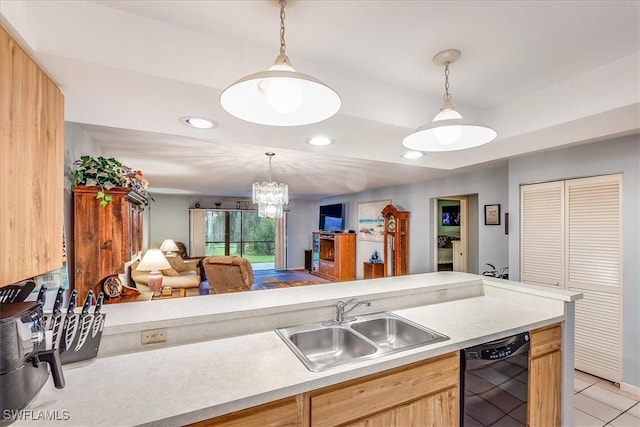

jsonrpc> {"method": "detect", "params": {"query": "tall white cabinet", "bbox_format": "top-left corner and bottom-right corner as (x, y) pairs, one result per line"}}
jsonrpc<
(520, 174), (622, 382)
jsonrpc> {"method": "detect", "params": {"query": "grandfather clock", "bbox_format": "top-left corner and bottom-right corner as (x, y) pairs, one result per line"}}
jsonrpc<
(382, 204), (410, 276)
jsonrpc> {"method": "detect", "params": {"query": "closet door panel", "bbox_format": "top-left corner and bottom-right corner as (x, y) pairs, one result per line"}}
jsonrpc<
(520, 181), (564, 287)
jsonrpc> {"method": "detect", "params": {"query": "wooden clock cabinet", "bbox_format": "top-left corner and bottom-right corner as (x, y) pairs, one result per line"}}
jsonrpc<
(382, 204), (410, 276)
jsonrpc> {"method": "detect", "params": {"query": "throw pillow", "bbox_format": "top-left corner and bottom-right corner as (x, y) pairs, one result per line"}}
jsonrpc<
(161, 268), (179, 276)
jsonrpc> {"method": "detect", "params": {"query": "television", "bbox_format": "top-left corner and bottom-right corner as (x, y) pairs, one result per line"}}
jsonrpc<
(442, 205), (460, 226)
(319, 203), (344, 232)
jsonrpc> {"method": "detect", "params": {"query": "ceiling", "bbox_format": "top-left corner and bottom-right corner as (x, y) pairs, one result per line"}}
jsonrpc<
(2, 1), (638, 200)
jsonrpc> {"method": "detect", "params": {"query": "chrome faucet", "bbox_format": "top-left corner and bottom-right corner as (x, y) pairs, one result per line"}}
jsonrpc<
(336, 298), (371, 323)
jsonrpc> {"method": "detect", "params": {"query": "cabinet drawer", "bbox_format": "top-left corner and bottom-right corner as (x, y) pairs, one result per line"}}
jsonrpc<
(310, 352), (459, 427)
(530, 323), (561, 358)
(318, 261), (335, 277)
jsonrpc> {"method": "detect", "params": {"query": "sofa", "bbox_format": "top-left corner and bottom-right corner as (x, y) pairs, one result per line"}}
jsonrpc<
(130, 255), (201, 297)
(202, 256), (254, 293)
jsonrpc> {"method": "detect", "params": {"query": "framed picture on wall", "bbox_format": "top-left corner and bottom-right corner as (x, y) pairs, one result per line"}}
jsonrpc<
(484, 204), (501, 225)
(357, 199), (391, 241)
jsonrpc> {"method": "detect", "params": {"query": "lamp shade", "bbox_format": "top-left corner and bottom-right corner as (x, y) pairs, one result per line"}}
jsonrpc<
(402, 117), (497, 152)
(160, 239), (179, 253)
(220, 69), (341, 126)
(137, 249), (171, 273)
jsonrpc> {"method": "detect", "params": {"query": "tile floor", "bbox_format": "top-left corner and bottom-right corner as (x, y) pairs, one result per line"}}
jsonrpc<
(574, 370), (640, 426)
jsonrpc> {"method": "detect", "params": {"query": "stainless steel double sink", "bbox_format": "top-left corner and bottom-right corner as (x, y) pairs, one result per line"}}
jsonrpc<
(275, 312), (449, 372)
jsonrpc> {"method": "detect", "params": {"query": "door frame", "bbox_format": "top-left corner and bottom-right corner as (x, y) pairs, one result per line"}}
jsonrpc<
(433, 196), (469, 272)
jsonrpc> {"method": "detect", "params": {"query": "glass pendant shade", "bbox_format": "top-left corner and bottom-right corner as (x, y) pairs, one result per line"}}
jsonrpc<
(219, 1), (341, 126)
(402, 107), (497, 152)
(220, 65), (340, 126)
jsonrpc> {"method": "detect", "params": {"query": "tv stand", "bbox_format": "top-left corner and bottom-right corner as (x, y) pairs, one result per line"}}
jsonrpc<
(310, 232), (356, 281)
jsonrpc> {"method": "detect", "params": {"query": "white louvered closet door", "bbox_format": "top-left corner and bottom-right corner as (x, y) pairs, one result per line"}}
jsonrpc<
(520, 174), (622, 383)
(520, 181), (565, 287)
(566, 175), (622, 382)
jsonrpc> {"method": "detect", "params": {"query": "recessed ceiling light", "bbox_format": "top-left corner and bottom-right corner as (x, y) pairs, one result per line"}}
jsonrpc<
(179, 116), (218, 129)
(306, 136), (335, 146)
(402, 151), (424, 159)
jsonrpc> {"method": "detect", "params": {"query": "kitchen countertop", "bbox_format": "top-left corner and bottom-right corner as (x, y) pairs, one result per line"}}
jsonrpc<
(16, 272), (581, 426)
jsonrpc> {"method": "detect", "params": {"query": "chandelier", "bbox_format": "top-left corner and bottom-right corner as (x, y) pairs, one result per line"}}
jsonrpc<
(402, 49), (497, 151)
(220, 0), (341, 126)
(252, 152), (289, 218)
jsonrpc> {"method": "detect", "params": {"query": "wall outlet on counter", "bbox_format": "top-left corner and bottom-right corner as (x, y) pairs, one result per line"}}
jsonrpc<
(142, 328), (167, 345)
(436, 289), (448, 300)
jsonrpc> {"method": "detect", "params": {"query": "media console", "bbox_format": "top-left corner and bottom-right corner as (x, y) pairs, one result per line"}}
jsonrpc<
(310, 232), (356, 281)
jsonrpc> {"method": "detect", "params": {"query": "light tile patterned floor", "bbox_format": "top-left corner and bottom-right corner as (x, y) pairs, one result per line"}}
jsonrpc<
(574, 370), (640, 426)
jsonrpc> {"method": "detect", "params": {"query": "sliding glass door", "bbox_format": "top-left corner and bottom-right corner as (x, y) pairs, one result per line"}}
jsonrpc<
(204, 210), (276, 268)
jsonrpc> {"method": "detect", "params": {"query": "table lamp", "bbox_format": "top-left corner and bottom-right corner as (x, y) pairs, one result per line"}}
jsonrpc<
(160, 239), (180, 257)
(137, 249), (171, 296)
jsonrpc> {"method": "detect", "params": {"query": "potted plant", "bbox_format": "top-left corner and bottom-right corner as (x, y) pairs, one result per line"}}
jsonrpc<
(482, 263), (509, 279)
(71, 155), (149, 207)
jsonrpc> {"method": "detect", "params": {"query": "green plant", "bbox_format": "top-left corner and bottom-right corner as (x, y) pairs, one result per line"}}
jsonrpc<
(482, 263), (509, 279)
(71, 155), (130, 207)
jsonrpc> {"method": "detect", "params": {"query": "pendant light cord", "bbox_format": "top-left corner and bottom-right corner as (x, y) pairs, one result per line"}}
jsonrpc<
(279, 0), (287, 56)
(443, 62), (452, 103)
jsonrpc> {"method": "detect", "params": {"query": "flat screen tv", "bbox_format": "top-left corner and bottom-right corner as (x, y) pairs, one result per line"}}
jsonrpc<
(442, 205), (461, 226)
(319, 203), (344, 232)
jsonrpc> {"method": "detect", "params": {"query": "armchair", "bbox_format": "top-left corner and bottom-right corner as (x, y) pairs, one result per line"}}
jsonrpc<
(202, 256), (254, 293)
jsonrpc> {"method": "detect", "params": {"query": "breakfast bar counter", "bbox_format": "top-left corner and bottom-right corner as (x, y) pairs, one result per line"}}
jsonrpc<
(16, 272), (581, 426)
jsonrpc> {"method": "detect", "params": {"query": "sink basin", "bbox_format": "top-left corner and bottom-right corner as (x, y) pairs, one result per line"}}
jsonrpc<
(276, 312), (449, 372)
(288, 327), (377, 371)
(352, 316), (446, 350)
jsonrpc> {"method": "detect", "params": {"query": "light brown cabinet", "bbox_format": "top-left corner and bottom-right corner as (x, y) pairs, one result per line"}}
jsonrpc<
(310, 232), (356, 282)
(309, 352), (459, 427)
(72, 186), (146, 303)
(0, 26), (64, 286)
(528, 323), (562, 426)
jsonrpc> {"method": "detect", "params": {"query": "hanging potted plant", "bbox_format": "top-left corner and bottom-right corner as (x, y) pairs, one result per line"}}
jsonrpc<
(71, 155), (149, 207)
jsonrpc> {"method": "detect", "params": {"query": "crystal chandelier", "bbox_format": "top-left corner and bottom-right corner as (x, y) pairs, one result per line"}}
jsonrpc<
(252, 152), (289, 218)
(403, 49), (497, 151)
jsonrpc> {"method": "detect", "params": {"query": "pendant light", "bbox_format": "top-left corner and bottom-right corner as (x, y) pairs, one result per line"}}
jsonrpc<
(403, 49), (497, 151)
(252, 152), (289, 218)
(220, 0), (341, 126)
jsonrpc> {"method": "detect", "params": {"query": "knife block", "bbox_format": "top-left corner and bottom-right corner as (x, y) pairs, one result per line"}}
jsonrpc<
(53, 312), (106, 365)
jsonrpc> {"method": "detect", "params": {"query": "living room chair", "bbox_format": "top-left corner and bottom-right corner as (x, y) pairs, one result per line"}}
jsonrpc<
(202, 256), (254, 293)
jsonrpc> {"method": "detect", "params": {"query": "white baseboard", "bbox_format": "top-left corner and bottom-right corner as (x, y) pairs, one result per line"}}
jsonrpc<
(620, 381), (640, 397)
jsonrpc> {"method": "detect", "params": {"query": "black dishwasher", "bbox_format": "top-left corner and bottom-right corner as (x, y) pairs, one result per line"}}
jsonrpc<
(461, 332), (530, 426)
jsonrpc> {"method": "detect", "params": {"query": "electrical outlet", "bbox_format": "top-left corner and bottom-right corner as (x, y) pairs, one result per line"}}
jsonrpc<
(141, 328), (167, 345)
(436, 289), (448, 300)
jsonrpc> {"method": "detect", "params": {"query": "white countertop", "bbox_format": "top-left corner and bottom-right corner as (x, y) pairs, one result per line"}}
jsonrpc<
(17, 273), (580, 426)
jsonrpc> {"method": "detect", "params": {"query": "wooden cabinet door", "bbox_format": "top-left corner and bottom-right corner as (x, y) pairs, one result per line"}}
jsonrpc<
(528, 324), (562, 426)
(310, 352), (459, 427)
(1, 26), (64, 286)
(343, 387), (458, 427)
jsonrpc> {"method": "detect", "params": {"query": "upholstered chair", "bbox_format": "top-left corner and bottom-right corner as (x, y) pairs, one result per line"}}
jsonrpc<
(202, 256), (254, 293)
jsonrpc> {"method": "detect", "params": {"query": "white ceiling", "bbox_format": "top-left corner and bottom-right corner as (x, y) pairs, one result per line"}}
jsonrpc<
(2, 0), (638, 200)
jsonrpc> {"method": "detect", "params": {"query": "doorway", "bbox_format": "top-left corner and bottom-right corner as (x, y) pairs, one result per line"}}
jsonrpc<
(434, 197), (469, 272)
